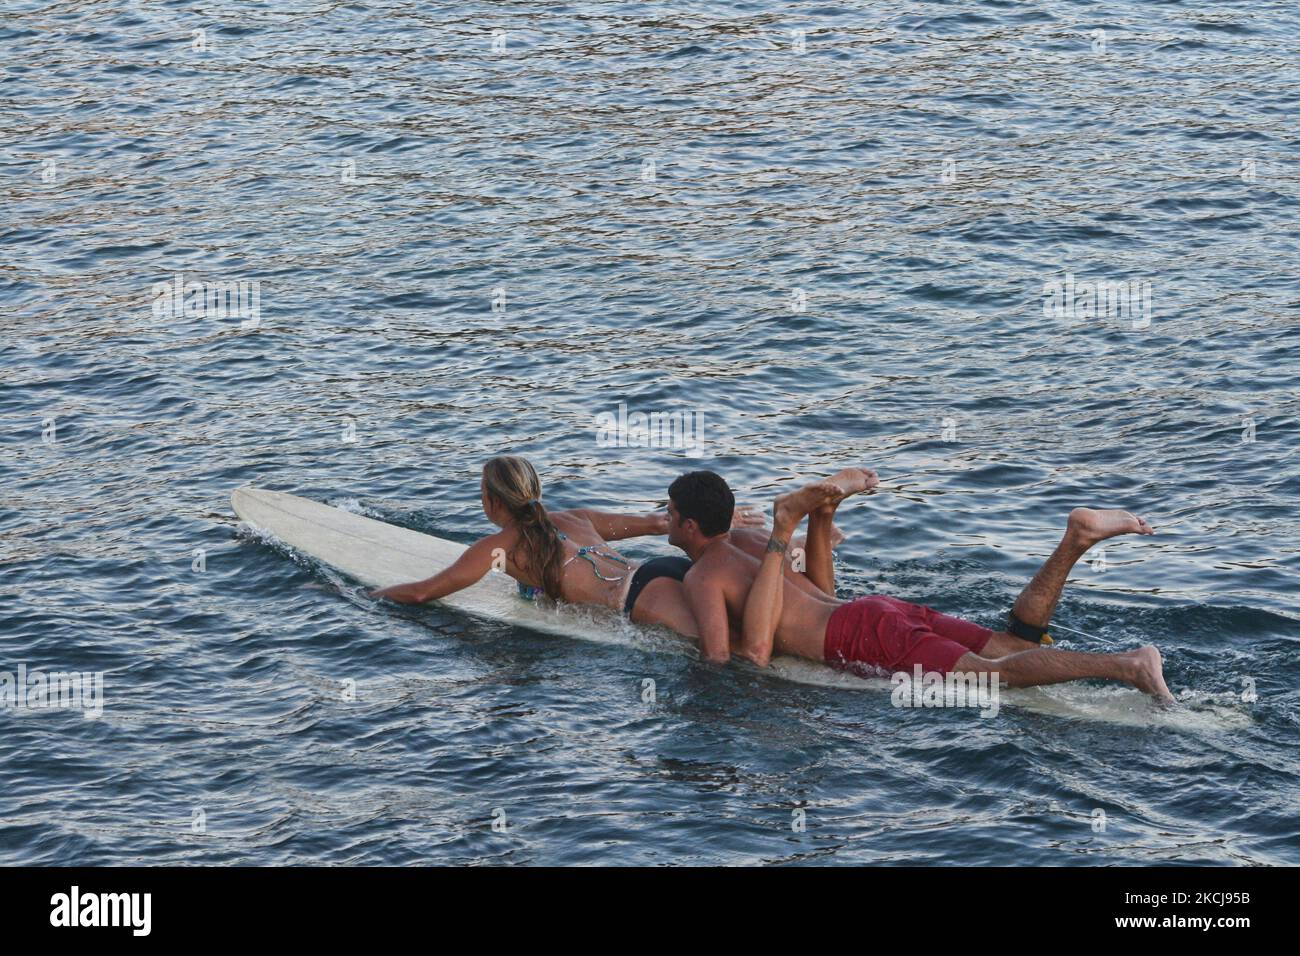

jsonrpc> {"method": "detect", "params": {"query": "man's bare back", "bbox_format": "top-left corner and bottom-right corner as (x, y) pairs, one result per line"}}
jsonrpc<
(685, 531), (837, 661)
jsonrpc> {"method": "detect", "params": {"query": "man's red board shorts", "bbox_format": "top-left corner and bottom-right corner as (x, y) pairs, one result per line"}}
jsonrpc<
(824, 595), (993, 677)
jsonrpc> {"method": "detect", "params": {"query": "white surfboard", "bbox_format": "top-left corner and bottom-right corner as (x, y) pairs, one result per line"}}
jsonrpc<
(231, 486), (636, 647)
(231, 487), (1247, 731)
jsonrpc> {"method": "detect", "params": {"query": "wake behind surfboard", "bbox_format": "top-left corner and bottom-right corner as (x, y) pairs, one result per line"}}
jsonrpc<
(230, 488), (1248, 731)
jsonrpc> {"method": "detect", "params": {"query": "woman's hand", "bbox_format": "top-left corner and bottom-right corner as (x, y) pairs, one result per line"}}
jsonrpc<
(371, 583), (426, 604)
(370, 536), (500, 605)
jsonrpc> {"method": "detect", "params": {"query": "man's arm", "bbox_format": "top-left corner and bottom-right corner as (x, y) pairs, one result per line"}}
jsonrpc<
(683, 571), (733, 664)
(372, 534), (500, 604)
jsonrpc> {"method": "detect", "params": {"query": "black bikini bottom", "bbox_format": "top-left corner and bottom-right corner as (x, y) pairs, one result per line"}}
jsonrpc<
(623, 556), (693, 616)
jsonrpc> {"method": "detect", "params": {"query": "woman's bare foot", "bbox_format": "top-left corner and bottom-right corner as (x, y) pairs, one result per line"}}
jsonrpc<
(773, 481), (843, 535)
(1125, 645), (1175, 704)
(1067, 507), (1154, 548)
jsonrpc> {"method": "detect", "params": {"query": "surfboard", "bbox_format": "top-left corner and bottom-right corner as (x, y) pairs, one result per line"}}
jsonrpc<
(231, 487), (1248, 731)
(231, 486), (634, 648)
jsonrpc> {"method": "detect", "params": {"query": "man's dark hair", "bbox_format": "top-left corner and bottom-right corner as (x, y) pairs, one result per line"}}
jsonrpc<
(668, 471), (734, 537)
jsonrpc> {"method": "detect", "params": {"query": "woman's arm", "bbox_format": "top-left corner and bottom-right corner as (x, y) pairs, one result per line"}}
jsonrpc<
(372, 534), (501, 604)
(560, 509), (668, 541)
(561, 503), (765, 542)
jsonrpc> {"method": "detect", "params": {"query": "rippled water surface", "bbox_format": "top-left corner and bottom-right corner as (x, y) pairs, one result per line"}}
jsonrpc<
(3, 0), (1299, 865)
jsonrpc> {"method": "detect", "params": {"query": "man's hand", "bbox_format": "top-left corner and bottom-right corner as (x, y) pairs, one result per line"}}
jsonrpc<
(730, 504), (766, 530)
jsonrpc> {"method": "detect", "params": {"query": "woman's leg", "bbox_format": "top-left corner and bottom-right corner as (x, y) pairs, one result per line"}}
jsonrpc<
(629, 578), (699, 638)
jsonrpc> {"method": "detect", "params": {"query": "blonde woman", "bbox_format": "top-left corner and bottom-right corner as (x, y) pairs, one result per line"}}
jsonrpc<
(373, 455), (707, 636)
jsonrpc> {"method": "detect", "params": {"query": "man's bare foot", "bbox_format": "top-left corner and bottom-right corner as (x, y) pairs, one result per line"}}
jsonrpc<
(1067, 507), (1154, 548)
(812, 467), (880, 519)
(1125, 645), (1175, 704)
(774, 481), (843, 534)
(826, 467), (879, 499)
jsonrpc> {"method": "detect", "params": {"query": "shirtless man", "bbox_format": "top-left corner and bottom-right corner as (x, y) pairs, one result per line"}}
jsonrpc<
(666, 469), (1174, 703)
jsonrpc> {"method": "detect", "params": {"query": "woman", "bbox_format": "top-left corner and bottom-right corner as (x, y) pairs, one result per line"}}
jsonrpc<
(372, 455), (705, 636)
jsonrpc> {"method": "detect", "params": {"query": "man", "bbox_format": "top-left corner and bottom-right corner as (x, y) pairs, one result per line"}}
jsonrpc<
(665, 469), (1174, 703)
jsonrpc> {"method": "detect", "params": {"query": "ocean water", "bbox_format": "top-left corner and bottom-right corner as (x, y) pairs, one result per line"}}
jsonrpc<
(2, 0), (1298, 865)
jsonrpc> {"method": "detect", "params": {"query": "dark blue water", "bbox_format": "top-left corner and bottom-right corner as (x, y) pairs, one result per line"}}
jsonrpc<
(2, 0), (1298, 865)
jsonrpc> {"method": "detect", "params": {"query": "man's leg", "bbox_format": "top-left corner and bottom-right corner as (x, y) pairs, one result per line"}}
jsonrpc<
(982, 631), (1042, 657)
(802, 467), (879, 595)
(737, 481), (842, 667)
(994, 507), (1154, 649)
(803, 509), (837, 595)
(953, 645), (1173, 703)
(954, 506), (1169, 699)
